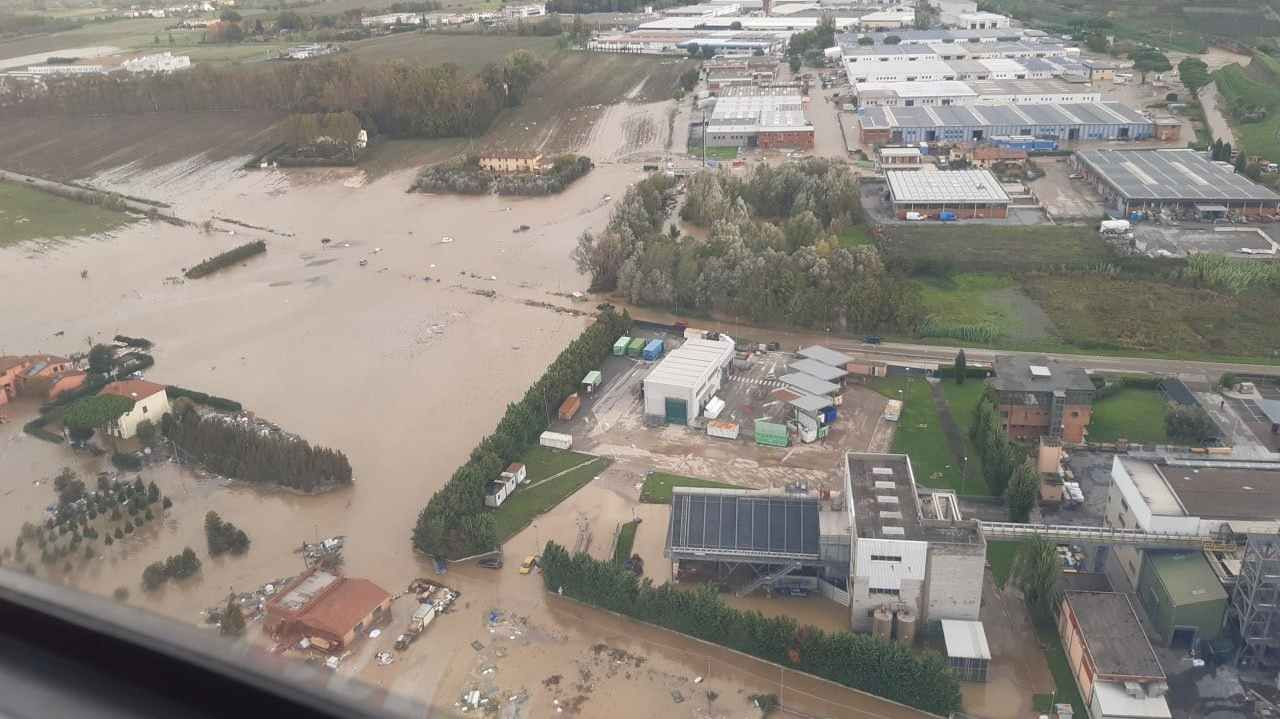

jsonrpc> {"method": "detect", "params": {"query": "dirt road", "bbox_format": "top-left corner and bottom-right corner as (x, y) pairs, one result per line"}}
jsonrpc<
(1199, 82), (1236, 147)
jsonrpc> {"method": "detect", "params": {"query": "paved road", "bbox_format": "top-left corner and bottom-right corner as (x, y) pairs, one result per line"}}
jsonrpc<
(1199, 82), (1236, 147)
(824, 340), (1278, 381)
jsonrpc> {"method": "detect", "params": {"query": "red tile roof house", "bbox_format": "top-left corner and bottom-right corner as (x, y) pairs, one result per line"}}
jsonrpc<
(263, 569), (393, 653)
(98, 379), (172, 439)
(0, 356), (31, 406)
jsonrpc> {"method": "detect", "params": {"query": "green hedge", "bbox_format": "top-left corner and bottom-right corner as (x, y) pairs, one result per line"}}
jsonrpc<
(934, 366), (991, 380)
(23, 417), (64, 444)
(411, 307), (631, 559)
(185, 240), (267, 279)
(540, 542), (961, 715)
(165, 386), (243, 412)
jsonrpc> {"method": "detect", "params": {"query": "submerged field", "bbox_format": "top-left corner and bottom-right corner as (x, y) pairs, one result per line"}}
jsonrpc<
(0, 180), (133, 246)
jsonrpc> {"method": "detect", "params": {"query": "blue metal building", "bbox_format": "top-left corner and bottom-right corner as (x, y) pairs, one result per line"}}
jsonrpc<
(858, 102), (1153, 146)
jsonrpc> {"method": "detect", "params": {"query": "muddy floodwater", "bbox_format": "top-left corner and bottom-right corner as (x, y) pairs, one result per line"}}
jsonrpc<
(1, 153), (937, 717)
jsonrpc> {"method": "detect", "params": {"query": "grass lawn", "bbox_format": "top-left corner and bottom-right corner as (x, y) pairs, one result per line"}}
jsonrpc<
(877, 225), (1112, 273)
(1021, 274), (1280, 359)
(939, 378), (989, 488)
(492, 448), (610, 542)
(1088, 388), (1169, 444)
(867, 377), (986, 494)
(1214, 61), (1280, 162)
(614, 519), (639, 562)
(0, 181), (133, 247)
(915, 273), (1052, 344)
(1036, 618), (1088, 719)
(698, 146), (739, 161)
(986, 540), (1019, 590)
(640, 472), (738, 504)
(836, 225), (874, 247)
(346, 33), (561, 71)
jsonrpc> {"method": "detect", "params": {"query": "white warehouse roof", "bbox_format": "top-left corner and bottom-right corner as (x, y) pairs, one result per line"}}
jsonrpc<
(644, 337), (735, 391)
(942, 619), (991, 660)
(886, 169), (1011, 203)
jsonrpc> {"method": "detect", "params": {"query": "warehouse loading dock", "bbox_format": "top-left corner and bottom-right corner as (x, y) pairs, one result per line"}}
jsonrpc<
(642, 335), (736, 426)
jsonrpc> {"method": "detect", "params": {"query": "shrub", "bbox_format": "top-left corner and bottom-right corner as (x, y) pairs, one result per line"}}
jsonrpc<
(540, 542), (961, 715)
(164, 386), (243, 412)
(184, 240), (267, 279)
(411, 307), (631, 558)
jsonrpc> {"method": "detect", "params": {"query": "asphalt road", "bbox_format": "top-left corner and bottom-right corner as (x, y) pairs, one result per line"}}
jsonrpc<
(823, 340), (1278, 381)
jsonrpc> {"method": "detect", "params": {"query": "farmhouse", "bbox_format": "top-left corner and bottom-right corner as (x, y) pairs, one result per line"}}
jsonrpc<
(1058, 591), (1171, 719)
(478, 151), (543, 173)
(1072, 148), (1280, 220)
(884, 169), (1010, 219)
(858, 102), (1153, 146)
(990, 356), (1094, 443)
(264, 569), (393, 652)
(99, 379), (171, 439)
(0, 357), (27, 405)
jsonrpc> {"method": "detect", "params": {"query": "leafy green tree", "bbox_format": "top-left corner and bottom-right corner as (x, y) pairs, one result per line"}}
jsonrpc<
(219, 8), (241, 21)
(275, 10), (303, 29)
(1177, 57), (1210, 93)
(954, 349), (966, 384)
(63, 394), (136, 442)
(1084, 32), (1109, 54)
(1129, 46), (1171, 83)
(136, 419), (157, 446)
(221, 600), (246, 636)
(142, 562), (166, 590)
(1006, 462), (1040, 522)
(789, 54), (801, 73)
(1165, 403), (1217, 444)
(1012, 535), (1061, 623)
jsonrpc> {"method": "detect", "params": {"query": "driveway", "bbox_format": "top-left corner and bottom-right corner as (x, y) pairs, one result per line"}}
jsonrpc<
(1199, 82), (1236, 147)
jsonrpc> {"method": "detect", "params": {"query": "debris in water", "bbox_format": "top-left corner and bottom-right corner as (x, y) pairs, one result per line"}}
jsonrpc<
(359, 259), (368, 266)
(321, 238), (331, 244)
(376, 651), (394, 666)
(440, 236), (454, 244)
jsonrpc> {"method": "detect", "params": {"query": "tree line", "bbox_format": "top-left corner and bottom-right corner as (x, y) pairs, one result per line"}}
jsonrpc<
(539, 541), (962, 715)
(163, 402), (353, 493)
(8, 51), (546, 141)
(143, 547), (201, 590)
(411, 307), (631, 558)
(411, 154), (593, 196)
(970, 395), (1038, 521)
(572, 161), (925, 333)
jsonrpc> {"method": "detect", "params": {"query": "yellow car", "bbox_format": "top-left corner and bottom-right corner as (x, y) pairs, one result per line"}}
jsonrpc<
(519, 556), (538, 574)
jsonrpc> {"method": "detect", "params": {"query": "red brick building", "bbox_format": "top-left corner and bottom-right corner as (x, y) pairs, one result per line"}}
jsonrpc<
(758, 129), (815, 149)
(991, 356), (1095, 443)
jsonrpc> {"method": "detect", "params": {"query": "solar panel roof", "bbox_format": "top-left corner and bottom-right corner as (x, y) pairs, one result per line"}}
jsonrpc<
(668, 489), (820, 559)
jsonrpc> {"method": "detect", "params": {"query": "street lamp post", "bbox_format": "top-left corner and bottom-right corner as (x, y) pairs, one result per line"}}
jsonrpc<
(962, 456), (968, 496)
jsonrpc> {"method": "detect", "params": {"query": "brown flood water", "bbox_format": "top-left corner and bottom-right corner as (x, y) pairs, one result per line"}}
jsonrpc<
(0, 153), (938, 718)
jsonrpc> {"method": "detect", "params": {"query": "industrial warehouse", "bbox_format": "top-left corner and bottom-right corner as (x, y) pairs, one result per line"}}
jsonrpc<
(664, 452), (986, 633)
(884, 169), (1011, 219)
(1072, 148), (1280, 220)
(642, 334), (736, 424)
(703, 86), (815, 149)
(857, 102), (1153, 146)
(854, 79), (1101, 107)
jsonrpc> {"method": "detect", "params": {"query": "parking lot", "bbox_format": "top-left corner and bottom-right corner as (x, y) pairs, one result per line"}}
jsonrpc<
(548, 340), (895, 494)
(1132, 225), (1278, 258)
(1030, 158), (1106, 220)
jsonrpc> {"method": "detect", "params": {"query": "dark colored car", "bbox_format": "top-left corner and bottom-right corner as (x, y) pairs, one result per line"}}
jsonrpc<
(863, 335), (882, 345)
(478, 557), (503, 570)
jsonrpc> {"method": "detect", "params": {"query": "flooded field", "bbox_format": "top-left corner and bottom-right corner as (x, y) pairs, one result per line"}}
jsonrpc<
(0, 145), (942, 717)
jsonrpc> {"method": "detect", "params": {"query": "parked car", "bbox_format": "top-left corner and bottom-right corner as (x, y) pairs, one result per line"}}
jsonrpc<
(478, 556), (503, 570)
(519, 556), (539, 574)
(863, 335), (882, 345)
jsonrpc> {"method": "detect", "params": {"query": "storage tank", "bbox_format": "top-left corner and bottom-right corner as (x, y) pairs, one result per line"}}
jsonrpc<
(894, 608), (917, 646)
(872, 606), (893, 641)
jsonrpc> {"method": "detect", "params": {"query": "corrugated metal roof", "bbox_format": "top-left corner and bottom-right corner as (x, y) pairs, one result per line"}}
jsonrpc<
(789, 393), (834, 413)
(942, 619), (992, 660)
(789, 358), (847, 381)
(887, 169), (1010, 203)
(798, 345), (853, 366)
(780, 372), (840, 396)
(644, 337), (734, 391)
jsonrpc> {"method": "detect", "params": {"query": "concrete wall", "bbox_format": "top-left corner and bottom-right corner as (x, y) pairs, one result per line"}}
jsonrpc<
(924, 543), (985, 622)
(112, 391), (172, 439)
(851, 575), (924, 630)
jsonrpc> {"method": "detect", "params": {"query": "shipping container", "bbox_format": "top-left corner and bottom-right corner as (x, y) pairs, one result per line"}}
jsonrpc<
(883, 399), (902, 422)
(938, 211), (957, 221)
(642, 339), (665, 361)
(707, 420), (740, 440)
(754, 420), (789, 447)
(821, 407), (837, 425)
(582, 370), (602, 393)
(558, 393), (582, 421)
(627, 337), (646, 357)
(613, 336), (631, 356)
(539, 431), (573, 450)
